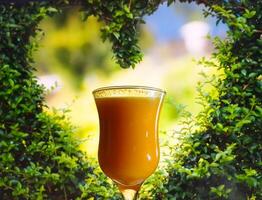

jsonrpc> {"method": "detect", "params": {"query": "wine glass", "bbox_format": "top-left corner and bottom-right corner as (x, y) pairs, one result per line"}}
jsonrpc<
(93, 86), (165, 199)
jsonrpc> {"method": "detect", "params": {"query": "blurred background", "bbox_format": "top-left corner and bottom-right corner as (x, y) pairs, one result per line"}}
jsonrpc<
(35, 2), (227, 156)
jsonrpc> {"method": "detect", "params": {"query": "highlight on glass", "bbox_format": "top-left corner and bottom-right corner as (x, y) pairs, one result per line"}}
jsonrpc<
(93, 86), (166, 200)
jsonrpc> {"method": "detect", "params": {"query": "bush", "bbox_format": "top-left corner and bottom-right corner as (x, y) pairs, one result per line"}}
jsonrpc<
(0, 0), (261, 199)
(0, 4), (120, 199)
(156, 2), (262, 200)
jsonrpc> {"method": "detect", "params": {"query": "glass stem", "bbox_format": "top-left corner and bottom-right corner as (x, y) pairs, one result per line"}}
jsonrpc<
(118, 184), (141, 200)
(121, 189), (138, 200)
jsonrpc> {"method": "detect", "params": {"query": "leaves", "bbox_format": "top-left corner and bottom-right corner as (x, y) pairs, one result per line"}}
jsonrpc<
(0, 0), (261, 199)
(0, 4), (119, 200)
(161, 1), (262, 199)
(210, 185), (231, 198)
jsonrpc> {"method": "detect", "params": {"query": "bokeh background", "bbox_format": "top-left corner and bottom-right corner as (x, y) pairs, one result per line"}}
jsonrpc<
(34, 2), (227, 157)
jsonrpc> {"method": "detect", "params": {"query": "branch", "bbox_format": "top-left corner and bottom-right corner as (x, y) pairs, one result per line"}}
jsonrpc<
(0, 0), (84, 6)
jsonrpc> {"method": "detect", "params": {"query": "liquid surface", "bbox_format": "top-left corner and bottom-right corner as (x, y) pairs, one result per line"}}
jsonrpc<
(95, 97), (162, 187)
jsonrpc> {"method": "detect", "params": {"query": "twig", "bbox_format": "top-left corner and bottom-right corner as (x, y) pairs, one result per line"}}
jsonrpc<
(63, 186), (68, 200)
(128, 0), (132, 9)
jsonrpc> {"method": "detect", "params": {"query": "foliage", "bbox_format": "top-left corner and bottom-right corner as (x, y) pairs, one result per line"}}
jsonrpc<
(157, 2), (262, 200)
(36, 11), (117, 89)
(0, 0), (261, 200)
(0, 4), (120, 199)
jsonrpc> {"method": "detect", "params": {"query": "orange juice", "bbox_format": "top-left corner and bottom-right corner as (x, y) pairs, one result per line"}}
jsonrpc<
(95, 96), (163, 188)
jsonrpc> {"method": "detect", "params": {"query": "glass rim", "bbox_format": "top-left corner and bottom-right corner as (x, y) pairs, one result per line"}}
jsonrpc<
(92, 85), (166, 94)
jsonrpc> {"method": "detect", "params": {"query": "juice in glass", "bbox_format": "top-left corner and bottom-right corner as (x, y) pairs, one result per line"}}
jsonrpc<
(93, 86), (165, 199)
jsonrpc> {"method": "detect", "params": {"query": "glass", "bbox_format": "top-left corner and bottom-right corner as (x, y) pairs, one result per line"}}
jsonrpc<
(93, 86), (165, 199)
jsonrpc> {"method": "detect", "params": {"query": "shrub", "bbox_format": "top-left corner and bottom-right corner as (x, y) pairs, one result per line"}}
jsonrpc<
(0, 4), (120, 199)
(157, 2), (262, 200)
(0, 0), (261, 199)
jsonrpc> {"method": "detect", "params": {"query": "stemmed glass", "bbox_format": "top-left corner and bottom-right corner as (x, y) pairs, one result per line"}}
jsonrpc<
(93, 86), (165, 199)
